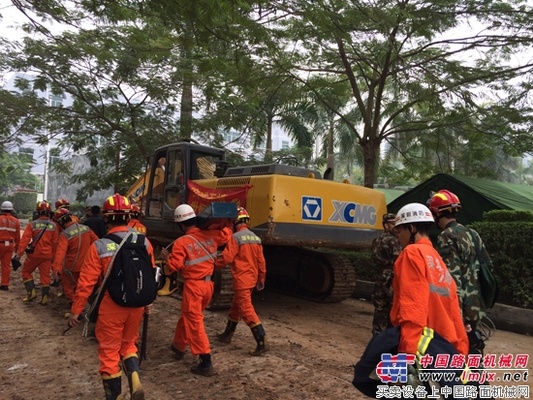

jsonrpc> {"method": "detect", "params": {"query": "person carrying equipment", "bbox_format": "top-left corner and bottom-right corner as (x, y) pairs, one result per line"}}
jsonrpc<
(390, 203), (468, 356)
(160, 203), (232, 376)
(15, 200), (58, 305)
(51, 208), (98, 303)
(0, 201), (20, 290)
(68, 194), (156, 400)
(214, 207), (268, 355)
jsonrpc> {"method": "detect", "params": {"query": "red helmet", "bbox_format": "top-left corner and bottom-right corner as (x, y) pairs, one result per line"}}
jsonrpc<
(428, 190), (461, 216)
(55, 197), (70, 209)
(235, 207), (250, 224)
(102, 194), (131, 215)
(53, 207), (71, 224)
(130, 204), (141, 217)
(36, 200), (52, 212)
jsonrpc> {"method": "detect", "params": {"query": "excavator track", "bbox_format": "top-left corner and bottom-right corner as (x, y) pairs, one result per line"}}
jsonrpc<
(207, 268), (234, 310)
(153, 241), (355, 307)
(263, 246), (356, 303)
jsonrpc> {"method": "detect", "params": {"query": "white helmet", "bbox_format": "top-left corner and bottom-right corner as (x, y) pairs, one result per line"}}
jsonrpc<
(1, 201), (14, 211)
(174, 204), (196, 223)
(395, 203), (434, 226)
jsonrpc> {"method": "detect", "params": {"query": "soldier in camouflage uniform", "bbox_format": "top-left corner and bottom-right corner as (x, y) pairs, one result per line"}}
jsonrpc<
(429, 189), (492, 354)
(370, 213), (401, 334)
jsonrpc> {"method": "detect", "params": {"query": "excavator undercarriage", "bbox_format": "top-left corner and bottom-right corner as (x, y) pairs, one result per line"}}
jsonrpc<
(156, 245), (357, 310)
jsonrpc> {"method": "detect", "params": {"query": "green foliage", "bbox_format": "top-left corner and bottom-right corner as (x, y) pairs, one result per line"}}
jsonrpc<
(470, 218), (533, 309)
(273, 0), (533, 187)
(68, 201), (87, 218)
(0, 152), (40, 194)
(0, 88), (47, 149)
(482, 209), (533, 223)
(3, 0), (533, 197)
(12, 190), (38, 213)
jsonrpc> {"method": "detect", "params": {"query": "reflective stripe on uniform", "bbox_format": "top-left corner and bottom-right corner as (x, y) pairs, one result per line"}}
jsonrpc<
(429, 284), (450, 297)
(416, 326), (470, 384)
(184, 253), (218, 266)
(234, 230), (262, 245)
(416, 326), (434, 359)
(94, 230), (146, 259)
(62, 223), (91, 239)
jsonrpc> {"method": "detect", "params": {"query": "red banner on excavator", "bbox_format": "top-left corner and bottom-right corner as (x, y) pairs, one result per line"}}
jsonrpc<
(186, 181), (251, 214)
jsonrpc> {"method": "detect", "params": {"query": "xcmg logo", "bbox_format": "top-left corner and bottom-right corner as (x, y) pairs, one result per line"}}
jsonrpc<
(328, 200), (377, 226)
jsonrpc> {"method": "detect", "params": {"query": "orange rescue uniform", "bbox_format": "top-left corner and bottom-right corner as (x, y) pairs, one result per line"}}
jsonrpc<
(51, 221), (99, 301)
(391, 238), (469, 355)
(18, 217), (58, 287)
(215, 225), (266, 325)
(167, 226), (232, 355)
(127, 219), (147, 234)
(71, 226), (155, 376)
(0, 212), (20, 287)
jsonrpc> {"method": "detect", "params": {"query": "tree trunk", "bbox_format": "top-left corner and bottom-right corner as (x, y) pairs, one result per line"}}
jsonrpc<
(361, 138), (379, 188)
(265, 115), (273, 163)
(327, 115), (335, 180)
(180, 80), (193, 139)
(114, 148), (120, 193)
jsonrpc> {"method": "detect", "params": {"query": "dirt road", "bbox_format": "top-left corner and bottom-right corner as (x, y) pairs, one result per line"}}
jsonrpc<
(1, 276), (532, 400)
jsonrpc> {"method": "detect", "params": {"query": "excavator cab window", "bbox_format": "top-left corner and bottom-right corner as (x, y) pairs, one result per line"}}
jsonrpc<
(162, 150), (185, 220)
(190, 153), (218, 180)
(146, 154), (167, 218)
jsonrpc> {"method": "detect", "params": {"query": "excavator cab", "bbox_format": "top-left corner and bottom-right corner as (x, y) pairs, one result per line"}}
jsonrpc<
(131, 142), (226, 246)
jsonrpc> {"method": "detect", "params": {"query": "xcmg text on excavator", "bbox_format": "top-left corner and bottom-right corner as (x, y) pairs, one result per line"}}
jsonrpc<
(126, 140), (387, 309)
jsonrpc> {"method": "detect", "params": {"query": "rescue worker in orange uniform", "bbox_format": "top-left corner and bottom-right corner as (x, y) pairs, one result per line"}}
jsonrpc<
(15, 200), (58, 305)
(390, 203), (469, 356)
(0, 201), (20, 290)
(127, 204), (147, 234)
(51, 208), (98, 303)
(55, 197), (80, 223)
(215, 207), (268, 355)
(68, 194), (155, 400)
(161, 203), (232, 376)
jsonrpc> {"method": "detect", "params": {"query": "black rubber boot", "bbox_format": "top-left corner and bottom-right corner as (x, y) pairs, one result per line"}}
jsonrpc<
(250, 323), (269, 356)
(39, 285), (50, 305)
(216, 319), (238, 344)
(190, 353), (214, 377)
(122, 355), (145, 400)
(170, 344), (185, 360)
(102, 374), (122, 400)
(22, 280), (37, 303)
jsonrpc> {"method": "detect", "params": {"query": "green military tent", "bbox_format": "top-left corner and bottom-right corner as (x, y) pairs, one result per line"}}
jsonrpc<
(387, 173), (533, 225)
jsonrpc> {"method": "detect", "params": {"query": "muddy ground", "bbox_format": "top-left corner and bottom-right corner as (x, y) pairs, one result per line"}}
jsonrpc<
(1, 273), (532, 400)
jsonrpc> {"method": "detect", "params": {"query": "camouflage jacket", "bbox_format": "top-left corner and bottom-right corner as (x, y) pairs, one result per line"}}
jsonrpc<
(436, 221), (490, 324)
(371, 231), (401, 271)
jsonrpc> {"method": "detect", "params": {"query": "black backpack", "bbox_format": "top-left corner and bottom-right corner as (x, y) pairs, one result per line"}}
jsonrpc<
(106, 232), (158, 308)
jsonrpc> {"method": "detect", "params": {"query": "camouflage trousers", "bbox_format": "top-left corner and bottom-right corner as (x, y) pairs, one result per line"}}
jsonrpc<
(371, 269), (393, 335)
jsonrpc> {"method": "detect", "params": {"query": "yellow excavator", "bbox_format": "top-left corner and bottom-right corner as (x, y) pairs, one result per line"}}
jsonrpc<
(126, 140), (387, 308)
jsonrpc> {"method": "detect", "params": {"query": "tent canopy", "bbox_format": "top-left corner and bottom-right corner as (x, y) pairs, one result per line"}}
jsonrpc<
(375, 188), (407, 204)
(387, 173), (533, 225)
